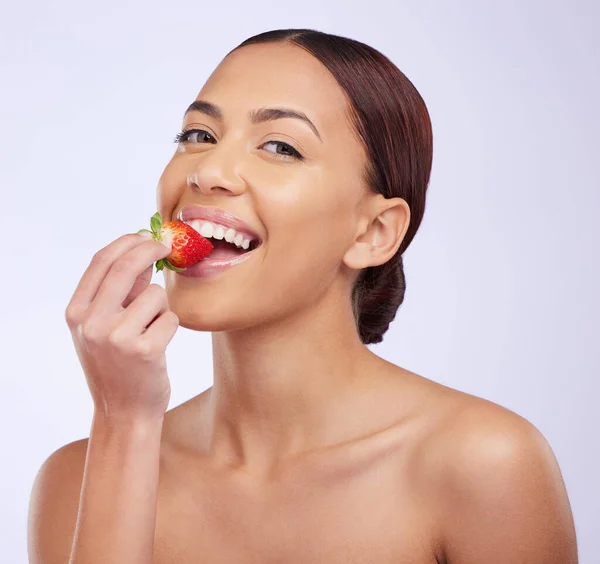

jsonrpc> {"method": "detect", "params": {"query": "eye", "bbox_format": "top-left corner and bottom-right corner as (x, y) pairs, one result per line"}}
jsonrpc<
(260, 140), (304, 161)
(173, 128), (217, 144)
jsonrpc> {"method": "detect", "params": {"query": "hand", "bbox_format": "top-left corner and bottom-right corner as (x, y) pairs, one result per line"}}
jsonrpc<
(65, 233), (178, 421)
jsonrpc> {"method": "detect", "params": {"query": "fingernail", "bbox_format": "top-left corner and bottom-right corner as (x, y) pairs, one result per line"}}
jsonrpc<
(138, 231), (153, 239)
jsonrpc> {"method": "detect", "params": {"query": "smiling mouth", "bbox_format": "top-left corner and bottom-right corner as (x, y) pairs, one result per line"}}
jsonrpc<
(177, 230), (261, 277)
(208, 237), (260, 259)
(181, 219), (262, 255)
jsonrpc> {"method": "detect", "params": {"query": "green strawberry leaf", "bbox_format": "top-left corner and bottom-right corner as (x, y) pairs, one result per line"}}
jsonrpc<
(163, 260), (185, 272)
(155, 259), (164, 272)
(137, 229), (152, 235)
(150, 214), (162, 234)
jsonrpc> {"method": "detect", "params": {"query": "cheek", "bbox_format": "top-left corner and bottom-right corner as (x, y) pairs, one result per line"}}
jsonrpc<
(255, 162), (346, 231)
(255, 164), (358, 271)
(260, 202), (355, 295)
(276, 162), (356, 223)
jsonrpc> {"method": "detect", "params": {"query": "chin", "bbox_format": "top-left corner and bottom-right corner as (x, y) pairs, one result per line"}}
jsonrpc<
(166, 295), (256, 334)
(175, 315), (235, 333)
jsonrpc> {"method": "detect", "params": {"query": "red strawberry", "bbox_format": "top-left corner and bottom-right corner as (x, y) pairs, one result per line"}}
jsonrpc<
(138, 212), (214, 272)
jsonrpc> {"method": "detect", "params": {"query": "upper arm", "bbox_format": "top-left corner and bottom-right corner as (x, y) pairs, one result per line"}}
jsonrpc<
(28, 439), (88, 564)
(432, 404), (578, 563)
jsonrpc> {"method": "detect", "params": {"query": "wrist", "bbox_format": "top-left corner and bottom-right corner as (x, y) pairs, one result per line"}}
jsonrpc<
(92, 408), (166, 435)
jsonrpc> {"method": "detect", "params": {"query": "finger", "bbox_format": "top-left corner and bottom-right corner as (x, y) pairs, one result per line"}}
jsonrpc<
(67, 233), (152, 314)
(114, 284), (168, 339)
(121, 263), (154, 309)
(140, 310), (180, 349)
(89, 240), (171, 316)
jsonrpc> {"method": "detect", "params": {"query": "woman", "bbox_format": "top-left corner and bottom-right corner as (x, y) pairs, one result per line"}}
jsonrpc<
(28, 29), (577, 563)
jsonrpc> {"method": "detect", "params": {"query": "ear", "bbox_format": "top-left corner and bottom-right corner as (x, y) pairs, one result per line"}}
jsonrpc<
(342, 194), (410, 270)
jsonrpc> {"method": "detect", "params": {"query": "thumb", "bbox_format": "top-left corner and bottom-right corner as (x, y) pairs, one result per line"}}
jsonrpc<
(121, 263), (153, 309)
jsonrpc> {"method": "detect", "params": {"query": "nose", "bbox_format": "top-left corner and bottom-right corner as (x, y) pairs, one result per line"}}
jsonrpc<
(187, 151), (246, 197)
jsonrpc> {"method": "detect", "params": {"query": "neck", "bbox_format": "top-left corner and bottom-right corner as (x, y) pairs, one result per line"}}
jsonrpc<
(203, 283), (379, 474)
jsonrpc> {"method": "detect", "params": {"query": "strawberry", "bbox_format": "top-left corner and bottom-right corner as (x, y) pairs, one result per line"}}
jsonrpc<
(138, 212), (214, 272)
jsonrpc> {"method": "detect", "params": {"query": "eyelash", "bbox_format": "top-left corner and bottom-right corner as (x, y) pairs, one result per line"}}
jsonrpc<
(173, 128), (305, 161)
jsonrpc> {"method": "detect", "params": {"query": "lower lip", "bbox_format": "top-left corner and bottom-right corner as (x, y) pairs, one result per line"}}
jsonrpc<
(177, 247), (260, 278)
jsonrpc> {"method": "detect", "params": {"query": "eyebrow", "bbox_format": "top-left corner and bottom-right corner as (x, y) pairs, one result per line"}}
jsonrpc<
(183, 100), (322, 141)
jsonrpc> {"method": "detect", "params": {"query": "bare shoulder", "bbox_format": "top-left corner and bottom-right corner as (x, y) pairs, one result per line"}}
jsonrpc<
(380, 364), (559, 466)
(28, 438), (89, 563)
(413, 378), (565, 492)
(415, 377), (552, 465)
(399, 369), (578, 563)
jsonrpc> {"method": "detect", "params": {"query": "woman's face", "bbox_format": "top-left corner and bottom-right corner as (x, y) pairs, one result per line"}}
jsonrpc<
(157, 42), (372, 332)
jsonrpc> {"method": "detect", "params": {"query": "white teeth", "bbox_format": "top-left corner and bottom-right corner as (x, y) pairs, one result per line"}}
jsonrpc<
(187, 220), (258, 250)
(189, 219), (202, 232)
(199, 222), (214, 238)
(224, 228), (236, 243)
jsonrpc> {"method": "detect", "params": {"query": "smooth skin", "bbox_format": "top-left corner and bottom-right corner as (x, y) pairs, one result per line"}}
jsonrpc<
(28, 42), (578, 563)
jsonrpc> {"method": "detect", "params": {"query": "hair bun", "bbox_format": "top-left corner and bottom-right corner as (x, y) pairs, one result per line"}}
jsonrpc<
(352, 255), (406, 345)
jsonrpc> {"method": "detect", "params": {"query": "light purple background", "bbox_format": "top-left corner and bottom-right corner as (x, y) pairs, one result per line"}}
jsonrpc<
(1, 1), (598, 562)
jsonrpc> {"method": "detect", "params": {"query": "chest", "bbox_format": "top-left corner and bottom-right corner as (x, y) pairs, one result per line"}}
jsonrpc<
(152, 448), (438, 563)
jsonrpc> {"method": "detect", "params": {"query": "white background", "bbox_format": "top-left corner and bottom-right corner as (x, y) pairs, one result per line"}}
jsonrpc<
(1, 0), (598, 561)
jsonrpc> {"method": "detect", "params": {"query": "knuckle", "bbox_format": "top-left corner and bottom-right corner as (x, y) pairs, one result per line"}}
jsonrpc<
(112, 256), (136, 275)
(90, 249), (110, 266)
(64, 304), (82, 329)
(106, 329), (129, 349)
(80, 322), (104, 344)
(131, 339), (155, 360)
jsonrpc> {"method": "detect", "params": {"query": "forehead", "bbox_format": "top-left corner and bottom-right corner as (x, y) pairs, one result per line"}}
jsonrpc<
(195, 43), (352, 137)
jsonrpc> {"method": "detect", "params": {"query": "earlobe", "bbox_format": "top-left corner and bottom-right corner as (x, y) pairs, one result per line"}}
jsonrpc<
(342, 241), (373, 271)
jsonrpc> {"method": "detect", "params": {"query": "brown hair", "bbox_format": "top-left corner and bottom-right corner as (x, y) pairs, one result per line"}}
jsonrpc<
(233, 29), (433, 345)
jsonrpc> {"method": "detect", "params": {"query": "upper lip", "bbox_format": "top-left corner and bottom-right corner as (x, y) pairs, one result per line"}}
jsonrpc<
(176, 205), (262, 242)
